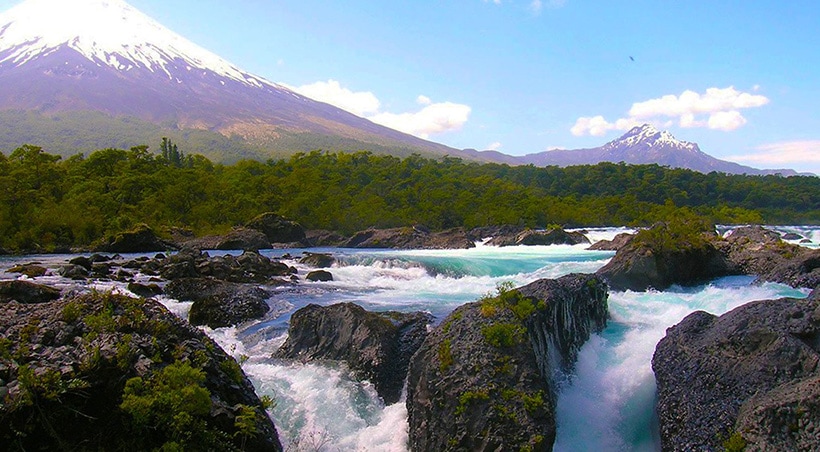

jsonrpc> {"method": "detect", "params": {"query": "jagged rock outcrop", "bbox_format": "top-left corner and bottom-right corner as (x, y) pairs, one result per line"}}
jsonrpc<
(304, 230), (347, 247)
(305, 270), (333, 282)
(486, 228), (590, 247)
(182, 227), (272, 251)
(587, 232), (634, 251)
(652, 294), (820, 451)
(5, 263), (47, 278)
(344, 227), (476, 250)
(274, 303), (433, 405)
(717, 226), (820, 288)
(245, 213), (307, 245)
(597, 222), (732, 291)
(299, 252), (336, 268)
(165, 277), (273, 328)
(0, 292), (282, 451)
(98, 223), (177, 253)
(128, 249), (292, 284)
(0, 280), (61, 304)
(406, 274), (608, 451)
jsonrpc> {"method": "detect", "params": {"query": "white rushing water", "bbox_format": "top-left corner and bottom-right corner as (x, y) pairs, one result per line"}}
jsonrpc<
(0, 226), (815, 450)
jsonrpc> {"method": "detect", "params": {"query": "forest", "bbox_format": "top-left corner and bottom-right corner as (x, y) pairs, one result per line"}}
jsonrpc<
(1, 143), (818, 252)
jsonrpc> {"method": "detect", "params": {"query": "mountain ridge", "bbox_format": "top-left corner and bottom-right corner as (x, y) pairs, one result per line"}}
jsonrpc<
(511, 124), (800, 176)
(0, 0), (473, 160)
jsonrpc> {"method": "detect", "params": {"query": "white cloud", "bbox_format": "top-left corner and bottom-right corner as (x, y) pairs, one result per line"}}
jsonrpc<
(290, 81), (471, 139)
(571, 86), (769, 136)
(369, 102), (472, 139)
(727, 141), (820, 169)
(530, 0), (543, 14)
(707, 110), (746, 131)
(417, 95), (432, 105)
(487, 142), (503, 151)
(293, 80), (380, 117)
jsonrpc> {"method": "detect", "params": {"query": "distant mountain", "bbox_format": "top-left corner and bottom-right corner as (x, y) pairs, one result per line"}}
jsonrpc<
(515, 124), (799, 176)
(0, 0), (469, 160)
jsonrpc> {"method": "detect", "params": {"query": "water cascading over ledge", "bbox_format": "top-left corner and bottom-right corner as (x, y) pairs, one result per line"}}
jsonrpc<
(405, 273), (609, 452)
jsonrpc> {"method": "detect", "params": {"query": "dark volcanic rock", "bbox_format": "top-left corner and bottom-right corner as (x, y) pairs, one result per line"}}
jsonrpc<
(304, 229), (346, 247)
(718, 226), (820, 288)
(587, 232), (635, 251)
(344, 227), (476, 250)
(135, 249), (291, 284)
(299, 252), (336, 268)
(652, 294), (820, 451)
(245, 212), (307, 244)
(165, 278), (271, 328)
(127, 282), (163, 298)
(68, 256), (93, 270)
(305, 270), (333, 282)
(597, 223), (731, 291)
(0, 292), (282, 451)
(6, 263), (47, 278)
(57, 264), (89, 280)
(0, 280), (61, 304)
(182, 227), (272, 251)
(782, 232), (804, 241)
(274, 303), (433, 405)
(406, 274), (608, 451)
(99, 223), (176, 253)
(486, 228), (590, 247)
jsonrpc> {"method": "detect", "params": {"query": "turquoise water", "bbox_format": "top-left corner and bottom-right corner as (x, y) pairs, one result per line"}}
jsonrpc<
(1, 226), (815, 450)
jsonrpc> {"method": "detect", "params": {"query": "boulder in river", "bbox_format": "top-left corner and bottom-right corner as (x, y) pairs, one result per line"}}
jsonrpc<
(99, 224), (176, 253)
(717, 226), (820, 289)
(6, 263), (47, 278)
(652, 293), (820, 451)
(406, 274), (608, 451)
(486, 227), (590, 247)
(0, 280), (61, 304)
(597, 221), (731, 291)
(245, 212), (307, 245)
(299, 252), (336, 268)
(274, 303), (434, 405)
(165, 277), (273, 328)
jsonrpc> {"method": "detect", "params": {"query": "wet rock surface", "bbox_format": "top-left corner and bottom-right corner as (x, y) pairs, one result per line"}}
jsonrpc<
(0, 280), (61, 304)
(97, 223), (177, 253)
(652, 294), (820, 451)
(274, 302), (434, 405)
(165, 277), (274, 328)
(717, 226), (820, 288)
(245, 212), (307, 245)
(486, 228), (590, 247)
(0, 292), (282, 451)
(344, 227), (476, 249)
(587, 232), (634, 251)
(406, 274), (608, 451)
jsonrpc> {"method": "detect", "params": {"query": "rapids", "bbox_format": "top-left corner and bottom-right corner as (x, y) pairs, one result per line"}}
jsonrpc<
(0, 226), (815, 450)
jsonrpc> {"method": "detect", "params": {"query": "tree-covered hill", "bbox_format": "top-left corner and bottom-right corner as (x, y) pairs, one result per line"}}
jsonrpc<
(0, 145), (817, 252)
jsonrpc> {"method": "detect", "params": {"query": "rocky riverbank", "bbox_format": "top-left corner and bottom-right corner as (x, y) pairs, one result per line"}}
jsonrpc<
(653, 287), (820, 451)
(0, 289), (282, 451)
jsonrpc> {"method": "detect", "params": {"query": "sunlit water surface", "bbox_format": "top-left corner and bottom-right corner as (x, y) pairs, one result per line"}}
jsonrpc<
(0, 226), (815, 451)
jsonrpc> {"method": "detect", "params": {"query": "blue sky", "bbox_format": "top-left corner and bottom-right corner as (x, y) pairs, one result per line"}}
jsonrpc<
(2, 0), (819, 173)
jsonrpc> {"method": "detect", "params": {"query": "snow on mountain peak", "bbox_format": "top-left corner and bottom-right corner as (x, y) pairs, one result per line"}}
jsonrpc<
(0, 0), (274, 88)
(607, 123), (698, 152)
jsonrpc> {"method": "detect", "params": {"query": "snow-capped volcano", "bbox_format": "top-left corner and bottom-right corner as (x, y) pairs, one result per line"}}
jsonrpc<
(516, 124), (796, 175)
(0, 0), (270, 87)
(0, 0), (458, 160)
(602, 124), (699, 154)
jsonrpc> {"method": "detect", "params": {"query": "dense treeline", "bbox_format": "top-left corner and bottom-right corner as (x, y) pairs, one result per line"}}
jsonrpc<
(1, 145), (818, 252)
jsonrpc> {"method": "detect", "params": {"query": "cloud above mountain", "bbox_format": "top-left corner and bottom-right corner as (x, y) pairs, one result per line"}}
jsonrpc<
(727, 140), (820, 174)
(291, 79), (471, 139)
(572, 86), (769, 136)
